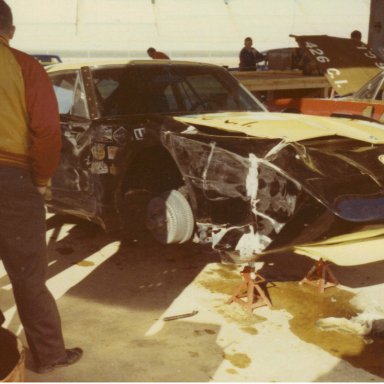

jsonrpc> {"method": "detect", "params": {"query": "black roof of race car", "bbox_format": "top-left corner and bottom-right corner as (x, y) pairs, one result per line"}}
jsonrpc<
(45, 59), (224, 73)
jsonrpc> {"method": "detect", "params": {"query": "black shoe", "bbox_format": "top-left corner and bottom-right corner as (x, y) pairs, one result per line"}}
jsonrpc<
(37, 347), (83, 374)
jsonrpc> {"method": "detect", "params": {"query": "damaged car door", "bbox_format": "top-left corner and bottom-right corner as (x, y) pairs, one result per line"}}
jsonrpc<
(49, 69), (97, 217)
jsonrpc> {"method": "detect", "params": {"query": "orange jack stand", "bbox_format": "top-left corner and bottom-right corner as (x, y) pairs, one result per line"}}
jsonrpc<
(299, 258), (339, 293)
(227, 265), (272, 313)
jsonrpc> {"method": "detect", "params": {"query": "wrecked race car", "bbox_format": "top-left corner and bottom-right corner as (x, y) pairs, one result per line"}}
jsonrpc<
(266, 35), (384, 124)
(46, 60), (384, 263)
(268, 68), (384, 124)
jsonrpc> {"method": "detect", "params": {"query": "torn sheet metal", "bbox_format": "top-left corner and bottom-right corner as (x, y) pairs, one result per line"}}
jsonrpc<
(292, 35), (384, 96)
(161, 125), (300, 261)
(161, 112), (384, 263)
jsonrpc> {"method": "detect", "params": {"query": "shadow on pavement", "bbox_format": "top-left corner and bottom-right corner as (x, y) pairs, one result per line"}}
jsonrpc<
(257, 251), (384, 288)
(4, 214), (224, 381)
(6, 215), (384, 381)
(314, 349), (384, 381)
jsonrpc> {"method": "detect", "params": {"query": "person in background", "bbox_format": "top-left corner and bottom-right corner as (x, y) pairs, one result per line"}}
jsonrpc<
(350, 30), (362, 43)
(0, 0), (82, 374)
(147, 47), (170, 59)
(239, 36), (264, 71)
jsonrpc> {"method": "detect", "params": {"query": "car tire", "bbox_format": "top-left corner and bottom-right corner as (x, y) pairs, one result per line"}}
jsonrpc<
(146, 189), (194, 244)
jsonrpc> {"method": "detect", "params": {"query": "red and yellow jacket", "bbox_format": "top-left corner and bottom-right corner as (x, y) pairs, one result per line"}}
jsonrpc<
(0, 35), (61, 187)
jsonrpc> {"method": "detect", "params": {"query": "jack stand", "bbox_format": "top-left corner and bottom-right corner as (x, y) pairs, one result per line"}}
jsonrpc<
(299, 258), (339, 293)
(227, 264), (272, 313)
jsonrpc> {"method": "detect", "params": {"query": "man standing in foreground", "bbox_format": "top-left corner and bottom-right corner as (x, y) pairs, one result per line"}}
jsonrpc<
(0, 0), (82, 374)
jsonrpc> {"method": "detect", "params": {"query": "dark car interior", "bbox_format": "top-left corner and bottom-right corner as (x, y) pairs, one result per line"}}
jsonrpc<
(92, 65), (263, 116)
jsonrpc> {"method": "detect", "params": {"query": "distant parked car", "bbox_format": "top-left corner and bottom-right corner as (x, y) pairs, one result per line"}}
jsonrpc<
(32, 54), (62, 66)
(45, 59), (384, 263)
(260, 47), (315, 73)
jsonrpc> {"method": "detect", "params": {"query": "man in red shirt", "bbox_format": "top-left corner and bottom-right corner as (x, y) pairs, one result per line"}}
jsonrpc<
(147, 47), (170, 59)
(0, 0), (82, 374)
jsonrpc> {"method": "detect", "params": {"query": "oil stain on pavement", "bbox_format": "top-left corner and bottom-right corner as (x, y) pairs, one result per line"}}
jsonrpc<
(198, 264), (384, 378)
(269, 281), (384, 379)
(223, 352), (252, 368)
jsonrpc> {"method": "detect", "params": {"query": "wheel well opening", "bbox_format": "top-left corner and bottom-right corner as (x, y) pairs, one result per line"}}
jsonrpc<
(123, 145), (184, 195)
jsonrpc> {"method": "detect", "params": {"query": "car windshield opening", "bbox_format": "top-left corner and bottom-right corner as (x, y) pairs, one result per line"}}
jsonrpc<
(92, 65), (263, 116)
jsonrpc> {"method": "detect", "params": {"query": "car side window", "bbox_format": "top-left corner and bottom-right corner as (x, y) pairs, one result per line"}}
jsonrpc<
(72, 75), (89, 118)
(52, 74), (75, 114)
(375, 78), (384, 101)
(51, 71), (89, 118)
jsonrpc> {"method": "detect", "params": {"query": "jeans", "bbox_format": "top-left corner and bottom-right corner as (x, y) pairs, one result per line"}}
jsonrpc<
(0, 166), (66, 367)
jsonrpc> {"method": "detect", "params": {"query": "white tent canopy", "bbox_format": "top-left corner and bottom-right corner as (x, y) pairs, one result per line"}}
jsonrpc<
(9, 0), (370, 66)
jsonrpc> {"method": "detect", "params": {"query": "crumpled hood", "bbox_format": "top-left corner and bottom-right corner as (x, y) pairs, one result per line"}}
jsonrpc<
(165, 111), (384, 223)
(175, 111), (384, 144)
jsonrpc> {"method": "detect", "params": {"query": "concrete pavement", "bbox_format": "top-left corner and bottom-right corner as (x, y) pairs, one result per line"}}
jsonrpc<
(1, 214), (384, 381)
